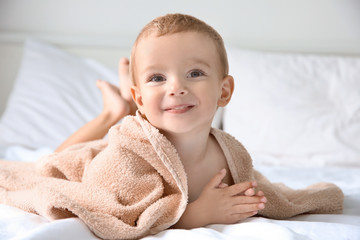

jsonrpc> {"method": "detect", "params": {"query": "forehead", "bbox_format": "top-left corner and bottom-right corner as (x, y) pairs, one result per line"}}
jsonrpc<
(135, 32), (220, 70)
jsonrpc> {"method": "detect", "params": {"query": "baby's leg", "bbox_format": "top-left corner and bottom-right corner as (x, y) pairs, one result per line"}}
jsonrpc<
(118, 58), (137, 115)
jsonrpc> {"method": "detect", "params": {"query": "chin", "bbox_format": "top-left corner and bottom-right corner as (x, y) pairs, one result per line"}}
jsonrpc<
(163, 122), (213, 135)
(148, 113), (214, 133)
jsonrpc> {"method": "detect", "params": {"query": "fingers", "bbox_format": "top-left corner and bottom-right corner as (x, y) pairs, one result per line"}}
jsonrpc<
(226, 182), (267, 206)
(232, 195), (267, 205)
(256, 190), (264, 197)
(233, 202), (265, 214)
(225, 202), (264, 224)
(229, 211), (259, 223)
(206, 169), (227, 189)
(244, 188), (255, 196)
(226, 181), (256, 196)
(218, 182), (229, 189)
(226, 202), (265, 224)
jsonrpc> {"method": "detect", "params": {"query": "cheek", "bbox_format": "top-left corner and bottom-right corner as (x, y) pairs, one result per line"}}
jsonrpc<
(199, 85), (221, 109)
(141, 89), (161, 109)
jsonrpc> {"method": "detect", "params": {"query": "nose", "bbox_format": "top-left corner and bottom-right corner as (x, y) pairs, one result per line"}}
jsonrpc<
(168, 77), (188, 96)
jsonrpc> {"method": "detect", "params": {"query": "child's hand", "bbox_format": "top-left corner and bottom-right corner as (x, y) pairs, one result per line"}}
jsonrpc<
(192, 169), (266, 226)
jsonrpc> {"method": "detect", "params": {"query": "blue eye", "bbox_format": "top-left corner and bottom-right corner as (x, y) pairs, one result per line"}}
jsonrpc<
(188, 70), (204, 78)
(149, 75), (165, 82)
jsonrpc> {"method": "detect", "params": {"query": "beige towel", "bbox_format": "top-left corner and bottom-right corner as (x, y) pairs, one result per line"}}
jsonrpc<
(0, 113), (344, 239)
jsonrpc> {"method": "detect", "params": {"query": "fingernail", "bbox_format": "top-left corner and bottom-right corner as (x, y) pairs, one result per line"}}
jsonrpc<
(252, 182), (257, 187)
(258, 203), (265, 209)
(261, 197), (267, 203)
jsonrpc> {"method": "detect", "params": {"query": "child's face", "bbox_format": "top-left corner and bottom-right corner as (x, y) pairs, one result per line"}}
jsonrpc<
(131, 32), (233, 135)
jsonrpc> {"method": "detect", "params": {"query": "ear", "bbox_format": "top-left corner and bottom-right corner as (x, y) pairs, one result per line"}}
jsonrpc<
(131, 86), (144, 110)
(217, 75), (234, 107)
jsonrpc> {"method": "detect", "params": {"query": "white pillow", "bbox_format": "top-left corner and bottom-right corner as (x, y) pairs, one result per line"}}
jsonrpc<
(0, 39), (118, 150)
(224, 48), (360, 167)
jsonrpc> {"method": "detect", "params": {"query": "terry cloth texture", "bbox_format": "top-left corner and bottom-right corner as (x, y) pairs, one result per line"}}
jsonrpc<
(0, 113), (344, 239)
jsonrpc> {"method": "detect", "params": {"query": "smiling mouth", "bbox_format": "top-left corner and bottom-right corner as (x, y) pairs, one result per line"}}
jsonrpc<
(165, 104), (194, 113)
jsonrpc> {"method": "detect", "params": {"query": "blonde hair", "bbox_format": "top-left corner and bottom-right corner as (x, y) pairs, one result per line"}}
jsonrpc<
(130, 13), (229, 84)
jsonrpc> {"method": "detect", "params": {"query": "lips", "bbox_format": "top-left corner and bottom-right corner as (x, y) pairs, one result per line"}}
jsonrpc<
(164, 104), (195, 113)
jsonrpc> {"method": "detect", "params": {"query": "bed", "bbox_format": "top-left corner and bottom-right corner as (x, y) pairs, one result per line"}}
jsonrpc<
(1, 0), (360, 239)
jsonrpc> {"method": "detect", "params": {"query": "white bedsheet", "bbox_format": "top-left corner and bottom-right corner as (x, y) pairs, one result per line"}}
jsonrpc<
(0, 150), (359, 240)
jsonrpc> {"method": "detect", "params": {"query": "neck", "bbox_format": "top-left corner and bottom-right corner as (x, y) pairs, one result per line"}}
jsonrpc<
(162, 127), (212, 167)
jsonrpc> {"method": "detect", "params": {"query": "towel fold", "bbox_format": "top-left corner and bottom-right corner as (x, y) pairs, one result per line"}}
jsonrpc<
(0, 113), (343, 239)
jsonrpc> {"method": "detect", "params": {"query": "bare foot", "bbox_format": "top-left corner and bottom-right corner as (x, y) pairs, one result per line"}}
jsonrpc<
(119, 58), (137, 115)
(96, 79), (130, 122)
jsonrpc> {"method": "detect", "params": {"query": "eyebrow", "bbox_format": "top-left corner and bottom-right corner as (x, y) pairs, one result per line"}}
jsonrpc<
(140, 58), (212, 76)
(140, 65), (164, 76)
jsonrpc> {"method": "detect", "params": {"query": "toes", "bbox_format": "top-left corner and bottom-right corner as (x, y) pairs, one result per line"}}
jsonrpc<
(96, 79), (104, 88)
(120, 57), (129, 65)
(119, 58), (130, 76)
